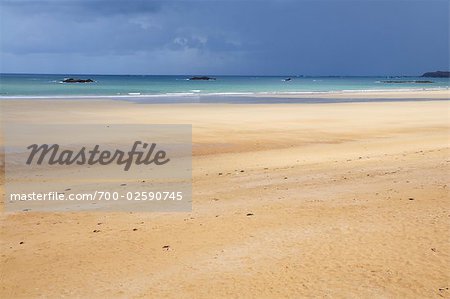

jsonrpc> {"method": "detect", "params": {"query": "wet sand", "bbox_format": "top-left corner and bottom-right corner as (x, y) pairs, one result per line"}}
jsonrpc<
(0, 97), (449, 298)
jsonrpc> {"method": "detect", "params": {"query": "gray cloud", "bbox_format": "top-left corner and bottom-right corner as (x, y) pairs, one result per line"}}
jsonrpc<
(1, 0), (448, 75)
(2, 0), (162, 17)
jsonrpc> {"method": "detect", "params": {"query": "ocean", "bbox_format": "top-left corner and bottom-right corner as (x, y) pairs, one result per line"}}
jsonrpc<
(0, 73), (448, 98)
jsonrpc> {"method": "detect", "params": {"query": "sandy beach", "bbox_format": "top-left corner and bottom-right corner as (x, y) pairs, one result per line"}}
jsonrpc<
(0, 94), (449, 298)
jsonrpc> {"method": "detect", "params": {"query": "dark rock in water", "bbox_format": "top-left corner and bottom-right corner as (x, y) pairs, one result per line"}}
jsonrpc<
(421, 71), (450, 78)
(381, 80), (433, 84)
(188, 76), (216, 81)
(63, 78), (94, 83)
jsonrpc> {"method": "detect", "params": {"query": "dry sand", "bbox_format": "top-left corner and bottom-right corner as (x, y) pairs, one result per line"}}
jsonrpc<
(0, 95), (449, 298)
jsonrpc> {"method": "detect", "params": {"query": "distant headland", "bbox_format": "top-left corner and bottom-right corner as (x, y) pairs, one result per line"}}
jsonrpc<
(421, 71), (450, 78)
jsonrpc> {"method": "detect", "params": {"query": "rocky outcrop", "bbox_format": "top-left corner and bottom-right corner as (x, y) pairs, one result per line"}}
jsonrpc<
(62, 78), (94, 83)
(421, 71), (450, 78)
(188, 76), (216, 81)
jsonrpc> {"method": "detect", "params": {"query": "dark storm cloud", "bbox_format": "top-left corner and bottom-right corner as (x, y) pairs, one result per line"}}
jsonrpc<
(0, 0), (448, 75)
(2, 0), (162, 17)
(1, 0), (244, 55)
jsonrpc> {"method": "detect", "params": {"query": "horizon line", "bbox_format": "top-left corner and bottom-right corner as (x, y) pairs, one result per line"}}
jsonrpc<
(1, 71), (445, 77)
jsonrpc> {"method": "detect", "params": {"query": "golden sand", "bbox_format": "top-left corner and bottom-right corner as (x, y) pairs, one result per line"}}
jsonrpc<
(0, 96), (449, 298)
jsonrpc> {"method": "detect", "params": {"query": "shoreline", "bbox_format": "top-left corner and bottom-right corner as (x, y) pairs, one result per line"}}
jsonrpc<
(0, 88), (449, 102)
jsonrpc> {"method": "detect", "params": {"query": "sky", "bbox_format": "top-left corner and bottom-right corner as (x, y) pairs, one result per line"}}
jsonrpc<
(0, 0), (448, 76)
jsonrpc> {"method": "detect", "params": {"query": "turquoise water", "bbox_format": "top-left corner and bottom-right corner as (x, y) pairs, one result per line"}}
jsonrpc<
(0, 73), (448, 97)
